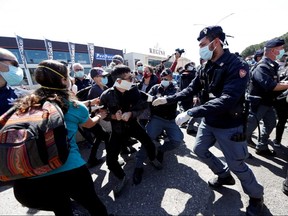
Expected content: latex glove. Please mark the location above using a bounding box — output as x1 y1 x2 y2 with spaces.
121 112 132 122
175 111 191 126
152 97 167 106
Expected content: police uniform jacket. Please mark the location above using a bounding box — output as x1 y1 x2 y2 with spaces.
166 49 249 129
249 57 279 106
149 82 178 120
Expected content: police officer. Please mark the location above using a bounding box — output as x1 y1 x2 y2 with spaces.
246 38 287 156
152 26 264 216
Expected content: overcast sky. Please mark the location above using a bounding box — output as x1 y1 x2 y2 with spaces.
1 0 287 62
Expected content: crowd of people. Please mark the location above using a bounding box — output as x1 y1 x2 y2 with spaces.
0 25 288 216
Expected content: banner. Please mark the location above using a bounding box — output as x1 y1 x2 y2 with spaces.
15 35 28 69
87 43 94 66
44 39 53 60
68 42 75 65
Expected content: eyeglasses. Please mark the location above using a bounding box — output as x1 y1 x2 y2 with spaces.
0 58 19 67
74 68 83 72
121 75 134 82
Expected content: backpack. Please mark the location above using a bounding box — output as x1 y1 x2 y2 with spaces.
0 101 71 182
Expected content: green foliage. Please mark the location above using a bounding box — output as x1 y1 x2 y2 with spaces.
241 32 288 58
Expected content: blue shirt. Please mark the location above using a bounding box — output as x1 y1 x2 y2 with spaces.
39 101 89 177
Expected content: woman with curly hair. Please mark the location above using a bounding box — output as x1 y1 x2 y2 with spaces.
13 60 110 216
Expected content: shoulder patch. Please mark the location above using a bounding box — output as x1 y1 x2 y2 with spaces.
239 69 247 78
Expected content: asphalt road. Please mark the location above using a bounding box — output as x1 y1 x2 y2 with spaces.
1 125 288 216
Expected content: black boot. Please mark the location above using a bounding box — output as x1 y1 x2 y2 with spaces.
133 168 144 185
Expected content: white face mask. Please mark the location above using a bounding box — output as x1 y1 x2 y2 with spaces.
199 40 215 60
114 79 133 91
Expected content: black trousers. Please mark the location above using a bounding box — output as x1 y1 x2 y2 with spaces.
13 165 108 216
106 120 156 179
274 100 288 143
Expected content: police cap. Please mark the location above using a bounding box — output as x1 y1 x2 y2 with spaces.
197 25 226 42
264 38 285 48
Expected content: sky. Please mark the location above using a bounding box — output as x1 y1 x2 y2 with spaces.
1 0 288 63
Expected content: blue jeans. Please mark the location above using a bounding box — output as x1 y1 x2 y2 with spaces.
135 115 184 168
246 104 276 150
193 120 263 198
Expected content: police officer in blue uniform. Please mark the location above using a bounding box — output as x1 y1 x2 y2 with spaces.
152 26 264 216
246 38 287 156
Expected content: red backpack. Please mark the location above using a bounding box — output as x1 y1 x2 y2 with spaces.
0 101 70 182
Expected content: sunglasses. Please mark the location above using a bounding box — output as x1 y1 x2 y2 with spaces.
74 68 83 72
137 65 143 67
0 58 19 67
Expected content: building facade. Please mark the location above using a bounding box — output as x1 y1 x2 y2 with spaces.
0 36 123 88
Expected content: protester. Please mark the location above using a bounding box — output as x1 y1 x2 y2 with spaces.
133 68 184 185
72 63 91 91
246 38 288 156
152 25 264 216
136 64 159 127
84 67 111 167
0 48 27 115
99 64 162 195
13 60 110 216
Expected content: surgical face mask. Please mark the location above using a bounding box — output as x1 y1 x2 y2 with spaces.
0 62 24 86
137 66 143 72
199 40 215 60
75 70 84 78
114 79 133 91
161 80 170 87
187 66 194 71
101 77 108 85
276 49 285 60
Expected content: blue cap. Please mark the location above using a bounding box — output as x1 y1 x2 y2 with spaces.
197 25 226 42
264 38 285 48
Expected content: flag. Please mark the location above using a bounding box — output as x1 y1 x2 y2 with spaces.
87 43 94 66
68 42 75 65
15 35 28 69
44 39 53 60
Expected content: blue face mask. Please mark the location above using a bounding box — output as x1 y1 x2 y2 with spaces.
101 77 108 85
161 80 170 87
137 66 143 72
0 62 24 86
75 70 84 78
199 40 215 61
276 49 285 60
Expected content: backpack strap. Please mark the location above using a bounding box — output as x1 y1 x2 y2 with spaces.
0 106 18 130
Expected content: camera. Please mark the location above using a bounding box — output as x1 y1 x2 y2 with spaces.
175 48 185 56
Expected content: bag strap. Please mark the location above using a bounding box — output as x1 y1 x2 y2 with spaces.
0 106 18 130
48 101 75 143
